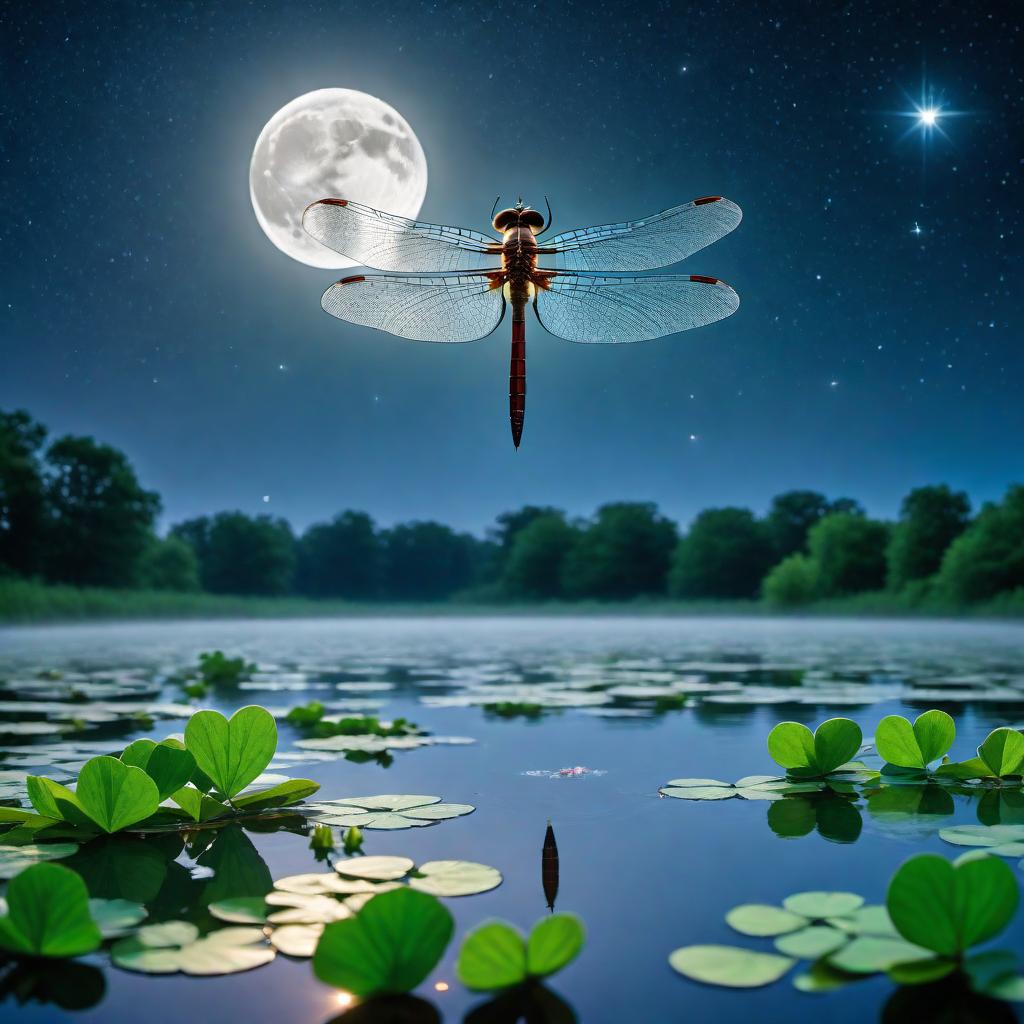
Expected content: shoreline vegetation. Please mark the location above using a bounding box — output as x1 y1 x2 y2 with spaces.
2 577 1023 625
4 406 1024 625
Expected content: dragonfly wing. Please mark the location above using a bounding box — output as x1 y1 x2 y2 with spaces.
303 199 501 272
321 273 505 343
540 197 741 272
535 274 738 344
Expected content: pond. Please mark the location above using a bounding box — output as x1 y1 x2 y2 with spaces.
2 616 1024 1023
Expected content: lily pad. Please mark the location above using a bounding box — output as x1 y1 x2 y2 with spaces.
208 897 269 924
313 888 454 997
0 862 102 958
87 898 147 938
774 925 847 959
886 852 1019 956
409 861 503 897
306 795 475 830
668 945 795 988
336 855 416 881
782 891 863 919
938 823 1024 857
767 718 863 777
827 935 933 974
875 710 955 769
184 706 277 800
725 904 807 937
0 843 78 879
111 921 276 975
269 923 323 957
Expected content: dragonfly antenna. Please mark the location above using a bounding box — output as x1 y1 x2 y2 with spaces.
490 195 502 220
540 195 553 234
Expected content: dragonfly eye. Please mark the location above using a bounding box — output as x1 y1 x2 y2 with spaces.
492 209 520 232
519 209 545 233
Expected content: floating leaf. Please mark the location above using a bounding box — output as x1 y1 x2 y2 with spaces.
25 776 92 827
526 914 584 976
938 823 1024 857
307 795 475 830
270 923 322 957
0 843 78 879
827 935 933 974
409 861 502 898
313 888 454 997
774 925 847 959
886 852 1019 956
74 756 160 833
336 856 415 881
208 897 268 924
184 706 277 800
668 945 795 988
0 863 101 957
120 739 195 801
782 891 863 919
111 921 275 975
725 904 806 937
767 718 862 777
875 710 955 769
978 728 1024 778
232 778 319 811
87 898 146 938
887 957 957 985
457 922 527 991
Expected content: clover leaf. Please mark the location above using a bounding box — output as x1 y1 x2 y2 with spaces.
875 710 955 769
184 706 277 800
0 863 102 958
978 728 1024 778
120 738 196 801
887 852 1019 957
74 756 160 833
456 913 584 991
767 718 863 777
313 888 454 996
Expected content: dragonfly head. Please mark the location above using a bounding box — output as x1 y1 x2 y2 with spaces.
493 201 547 235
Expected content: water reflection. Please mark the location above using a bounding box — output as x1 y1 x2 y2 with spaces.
463 984 577 1024
0 957 106 1012
767 790 863 843
326 994 442 1024
881 973 1018 1024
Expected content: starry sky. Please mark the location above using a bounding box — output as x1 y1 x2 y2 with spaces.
2 1 1021 535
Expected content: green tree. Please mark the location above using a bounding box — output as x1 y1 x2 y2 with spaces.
762 553 818 607
44 436 160 587
886 485 971 590
0 409 47 577
562 502 677 599
380 521 484 600
764 491 831 560
138 535 201 591
174 512 294 595
501 513 580 599
807 512 889 597
668 507 775 599
936 486 1024 603
295 511 381 599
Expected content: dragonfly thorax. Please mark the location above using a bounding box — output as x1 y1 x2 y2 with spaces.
492 206 545 234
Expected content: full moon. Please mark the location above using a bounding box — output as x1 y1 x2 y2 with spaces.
249 88 428 269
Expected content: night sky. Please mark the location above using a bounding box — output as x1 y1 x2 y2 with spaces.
2 1 1021 535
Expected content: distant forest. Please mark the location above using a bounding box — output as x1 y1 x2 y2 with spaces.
2 407 1023 609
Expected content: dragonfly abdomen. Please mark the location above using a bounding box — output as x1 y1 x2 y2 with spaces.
510 317 526 449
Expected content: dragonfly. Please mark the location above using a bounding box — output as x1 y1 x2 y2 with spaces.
302 194 742 447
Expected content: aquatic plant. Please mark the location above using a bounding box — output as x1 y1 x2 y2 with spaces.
197 651 256 687
10 705 319 835
112 920 276 975
875 709 956 771
767 717 864 778
313 888 454 997
285 701 421 739
302 794 475 830
938 727 1024 781
0 863 101 958
669 853 1024 1001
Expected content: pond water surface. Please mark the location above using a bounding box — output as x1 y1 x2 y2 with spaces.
2 616 1024 1023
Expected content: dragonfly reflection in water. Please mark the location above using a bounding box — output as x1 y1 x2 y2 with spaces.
302 194 742 447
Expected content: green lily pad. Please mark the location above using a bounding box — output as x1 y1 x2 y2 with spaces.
184 706 277 800
782 891 863 919
774 925 847 959
409 861 502 897
265 893 351 925
87 898 147 938
307 796 475 830
112 921 276 975
829 904 898 937
313 888 454 997
0 862 102 957
668 945 795 988
939 823 1024 856
767 718 863 777
269 922 323 958
979 728 1024 778
75 755 160 833
827 935 934 974
120 739 196 801
208 897 269 924
456 913 583 991
887 852 1019 956
875 710 955 769
0 842 78 879
336 856 416 881
725 904 807 937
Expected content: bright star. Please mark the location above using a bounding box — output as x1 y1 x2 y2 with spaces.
918 107 939 127
911 222 923 236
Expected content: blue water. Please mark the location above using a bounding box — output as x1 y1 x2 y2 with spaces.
1 617 1023 1023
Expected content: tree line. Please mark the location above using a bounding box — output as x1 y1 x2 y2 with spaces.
2 407 1022 607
